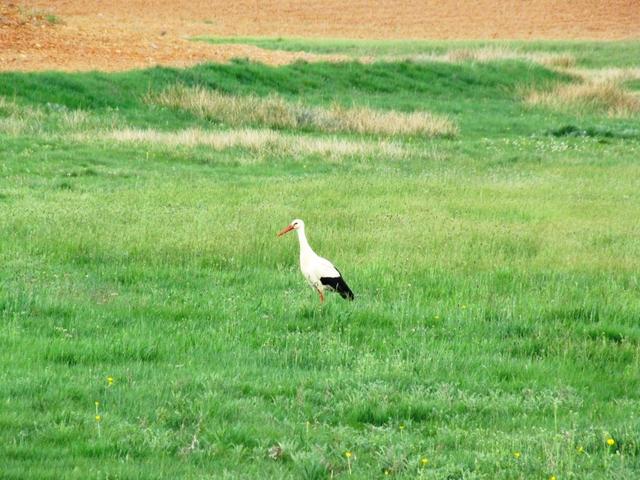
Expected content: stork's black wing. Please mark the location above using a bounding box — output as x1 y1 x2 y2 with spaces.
320 275 354 300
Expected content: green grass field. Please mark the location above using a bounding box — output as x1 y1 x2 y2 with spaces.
1 41 640 479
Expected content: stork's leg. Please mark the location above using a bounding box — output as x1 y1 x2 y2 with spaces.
316 287 325 303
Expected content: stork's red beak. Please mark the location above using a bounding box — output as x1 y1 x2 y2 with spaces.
277 224 295 237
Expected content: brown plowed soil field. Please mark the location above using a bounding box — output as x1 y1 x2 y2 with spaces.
1 1 639 72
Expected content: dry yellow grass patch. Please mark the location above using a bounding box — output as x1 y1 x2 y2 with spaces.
326 104 457 137
525 64 640 117
0 97 120 134
0 96 44 135
72 127 409 160
564 67 640 84
57 109 92 129
146 85 457 138
444 47 575 68
383 47 575 69
0 115 28 136
526 80 640 117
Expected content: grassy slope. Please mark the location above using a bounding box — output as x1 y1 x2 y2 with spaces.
1 54 640 479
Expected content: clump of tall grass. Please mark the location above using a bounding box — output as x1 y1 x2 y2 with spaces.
526 80 640 117
145 85 457 137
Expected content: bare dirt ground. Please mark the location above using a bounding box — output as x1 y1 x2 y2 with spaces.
1 1 639 72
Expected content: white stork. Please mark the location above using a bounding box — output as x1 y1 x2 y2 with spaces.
277 219 354 303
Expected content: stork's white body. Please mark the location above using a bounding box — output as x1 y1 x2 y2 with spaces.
278 219 354 302
297 226 340 292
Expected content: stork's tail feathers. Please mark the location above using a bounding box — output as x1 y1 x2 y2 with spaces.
338 280 355 300
320 276 355 301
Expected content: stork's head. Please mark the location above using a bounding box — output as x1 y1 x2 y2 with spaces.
277 218 304 236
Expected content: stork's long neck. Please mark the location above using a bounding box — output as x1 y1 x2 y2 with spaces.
296 227 314 257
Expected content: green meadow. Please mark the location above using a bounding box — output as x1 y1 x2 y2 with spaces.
1 41 639 479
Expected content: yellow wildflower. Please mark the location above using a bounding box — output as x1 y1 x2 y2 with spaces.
420 457 429 466
345 451 352 459
607 438 615 446
576 446 584 454
107 376 114 386
95 415 102 422
513 451 521 459
95 400 100 407
549 476 557 480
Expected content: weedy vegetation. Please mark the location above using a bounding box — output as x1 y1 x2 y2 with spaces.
86 128 409 161
146 85 457 137
1 41 639 479
526 79 640 118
